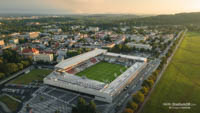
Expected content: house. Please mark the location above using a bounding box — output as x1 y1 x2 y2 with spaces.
57 49 68 57
0 40 5 46
9 38 19 44
28 32 40 39
126 34 148 42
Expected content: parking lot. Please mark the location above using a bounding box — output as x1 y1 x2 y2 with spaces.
19 86 109 113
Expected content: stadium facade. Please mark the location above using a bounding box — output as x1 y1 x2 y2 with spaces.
44 49 147 103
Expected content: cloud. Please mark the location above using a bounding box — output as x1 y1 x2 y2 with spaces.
0 0 200 14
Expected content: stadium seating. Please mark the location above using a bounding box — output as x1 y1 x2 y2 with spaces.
90 58 97 63
66 69 76 74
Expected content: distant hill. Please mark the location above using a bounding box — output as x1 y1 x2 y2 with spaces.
130 12 200 25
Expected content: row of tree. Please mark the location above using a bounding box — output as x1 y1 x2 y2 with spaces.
123 71 157 113
122 31 184 113
0 49 31 80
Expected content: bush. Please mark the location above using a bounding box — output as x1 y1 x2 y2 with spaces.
140 86 149 95
132 91 145 104
0 73 5 79
142 79 154 89
127 101 138 111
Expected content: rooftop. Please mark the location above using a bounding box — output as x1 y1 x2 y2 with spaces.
55 49 107 69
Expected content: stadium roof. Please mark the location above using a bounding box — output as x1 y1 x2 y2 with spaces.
101 62 145 95
46 71 106 90
55 49 107 69
105 52 147 62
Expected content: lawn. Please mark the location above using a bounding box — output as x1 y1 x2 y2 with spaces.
141 32 200 113
9 69 52 85
0 95 20 112
76 62 127 83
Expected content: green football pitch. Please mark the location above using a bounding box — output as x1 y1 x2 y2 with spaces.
142 32 200 113
76 62 127 83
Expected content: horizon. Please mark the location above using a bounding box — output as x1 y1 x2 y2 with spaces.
0 11 200 17
0 0 200 15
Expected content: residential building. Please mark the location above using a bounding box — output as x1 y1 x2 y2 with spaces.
34 54 54 62
126 42 152 50
0 40 5 46
28 32 40 39
9 38 19 44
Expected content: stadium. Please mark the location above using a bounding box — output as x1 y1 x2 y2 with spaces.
44 49 147 103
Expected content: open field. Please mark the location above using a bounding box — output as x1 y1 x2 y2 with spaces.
9 69 52 85
142 32 200 113
0 95 20 112
76 62 127 82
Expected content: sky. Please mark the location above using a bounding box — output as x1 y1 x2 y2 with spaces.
0 0 200 14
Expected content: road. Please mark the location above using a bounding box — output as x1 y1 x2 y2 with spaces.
116 59 160 113
137 29 187 113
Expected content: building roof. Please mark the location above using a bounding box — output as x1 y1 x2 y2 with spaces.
105 52 147 62
22 48 39 53
46 71 106 90
101 62 145 95
55 49 107 69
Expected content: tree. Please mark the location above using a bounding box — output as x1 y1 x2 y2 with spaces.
123 108 134 113
17 63 24 70
132 91 145 104
72 97 97 113
127 101 138 111
0 73 5 79
88 101 96 113
6 63 18 74
142 79 154 89
140 86 149 95
21 61 30 67
76 97 87 113
105 35 112 42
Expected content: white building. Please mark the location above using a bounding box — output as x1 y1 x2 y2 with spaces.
88 27 99 32
44 49 147 103
34 54 53 62
126 42 152 50
9 38 19 44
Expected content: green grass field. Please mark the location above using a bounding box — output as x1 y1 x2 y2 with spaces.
0 95 20 112
9 69 52 85
142 32 200 113
76 62 127 82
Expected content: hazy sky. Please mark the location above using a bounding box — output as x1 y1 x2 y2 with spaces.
0 0 200 14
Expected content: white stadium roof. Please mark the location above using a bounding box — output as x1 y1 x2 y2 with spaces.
55 49 107 69
46 71 106 90
105 52 147 62
101 62 145 95
45 48 147 102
